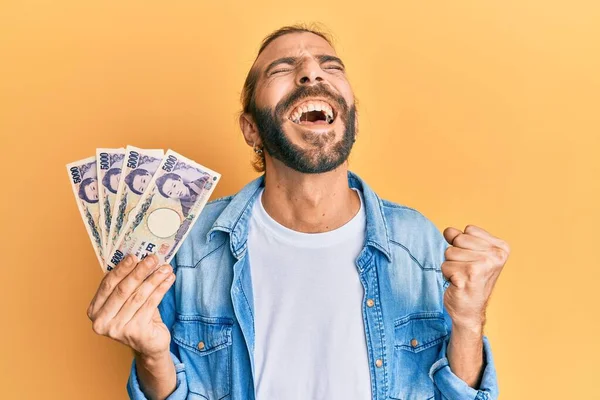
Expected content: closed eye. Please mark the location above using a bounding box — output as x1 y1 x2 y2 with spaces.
274 66 343 73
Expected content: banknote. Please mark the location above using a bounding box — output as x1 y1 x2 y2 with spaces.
107 146 164 256
66 156 105 270
96 148 125 257
106 149 220 271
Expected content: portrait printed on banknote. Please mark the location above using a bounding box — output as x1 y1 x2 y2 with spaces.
66 157 104 269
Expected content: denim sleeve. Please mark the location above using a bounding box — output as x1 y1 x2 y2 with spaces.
427 222 500 399
127 351 188 400
428 323 499 399
126 257 190 399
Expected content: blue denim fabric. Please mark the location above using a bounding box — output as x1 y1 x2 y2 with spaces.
127 170 499 400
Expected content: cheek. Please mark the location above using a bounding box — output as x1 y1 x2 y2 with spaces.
330 77 354 106
257 79 295 109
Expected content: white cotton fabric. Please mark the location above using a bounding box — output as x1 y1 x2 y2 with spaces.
248 186 372 400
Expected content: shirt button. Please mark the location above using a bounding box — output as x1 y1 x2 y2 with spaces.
411 338 419 348
366 299 375 307
198 341 205 350
375 359 383 368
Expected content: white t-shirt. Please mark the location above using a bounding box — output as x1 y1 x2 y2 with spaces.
247 187 371 400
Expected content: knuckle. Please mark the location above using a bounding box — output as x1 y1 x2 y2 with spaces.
494 247 505 262
110 267 123 279
454 278 466 290
92 320 105 335
107 324 121 339
158 264 172 274
486 250 499 266
121 326 133 343
465 264 476 278
143 257 157 270
477 254 489 265
161 274 175 287
134 262 153 278
466 263 483 280
100 278 113 294
117 257 131 269
114 283 128 298
131 289 146 306
497 246 509 262
444 246 452 258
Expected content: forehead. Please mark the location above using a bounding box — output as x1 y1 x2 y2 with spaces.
253 32 337 71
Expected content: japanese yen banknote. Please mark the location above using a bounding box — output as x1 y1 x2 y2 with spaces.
106 146 164 257
66 156 105 268
67 147 221 273
96 148 125 258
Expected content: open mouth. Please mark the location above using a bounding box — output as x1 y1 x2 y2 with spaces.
287 99 337 126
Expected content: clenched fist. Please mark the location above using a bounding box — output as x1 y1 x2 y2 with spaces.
87 254 176 360
441 224 510 329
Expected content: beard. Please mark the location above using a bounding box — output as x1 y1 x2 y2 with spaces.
249 84 357 174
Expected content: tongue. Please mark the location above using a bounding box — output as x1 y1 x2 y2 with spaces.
299 119 328 125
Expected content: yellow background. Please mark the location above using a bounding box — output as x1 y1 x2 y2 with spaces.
1 1 598 399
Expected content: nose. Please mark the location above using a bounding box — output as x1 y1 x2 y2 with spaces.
296 57 325 86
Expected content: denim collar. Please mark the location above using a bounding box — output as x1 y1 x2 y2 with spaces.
206 170 391 262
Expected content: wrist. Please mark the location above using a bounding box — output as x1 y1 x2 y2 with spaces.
135 350 172 370
451 320 484 336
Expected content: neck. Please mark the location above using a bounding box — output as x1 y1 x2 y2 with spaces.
260 161 360 233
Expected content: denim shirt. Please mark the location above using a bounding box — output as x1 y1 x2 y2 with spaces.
127 170 499 400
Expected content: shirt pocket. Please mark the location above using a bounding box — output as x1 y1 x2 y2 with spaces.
389 311 448 400
172 314 234 399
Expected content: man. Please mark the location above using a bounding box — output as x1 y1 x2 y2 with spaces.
87 24 509 400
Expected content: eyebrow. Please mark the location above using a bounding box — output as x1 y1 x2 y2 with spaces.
264 54 346 76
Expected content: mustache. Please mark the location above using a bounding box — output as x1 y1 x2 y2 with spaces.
274 83 349 120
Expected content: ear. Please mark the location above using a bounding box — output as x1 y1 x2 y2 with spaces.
239 112 262 147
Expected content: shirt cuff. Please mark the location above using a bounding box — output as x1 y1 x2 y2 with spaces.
127 351 188 400
428 335 499 400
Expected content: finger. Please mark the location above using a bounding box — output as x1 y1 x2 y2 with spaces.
443 226 490 251
442 227 462 246
126 272 176 328
464 224 510 253
111 264 173 327
444 245 485 262
441 260 470 289
95 255 161 322
88 255 137 319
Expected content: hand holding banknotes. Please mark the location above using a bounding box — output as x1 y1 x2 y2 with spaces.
68 146 220 398
86 254 174 359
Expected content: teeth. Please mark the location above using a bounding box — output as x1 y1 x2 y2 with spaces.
289 99 336 124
